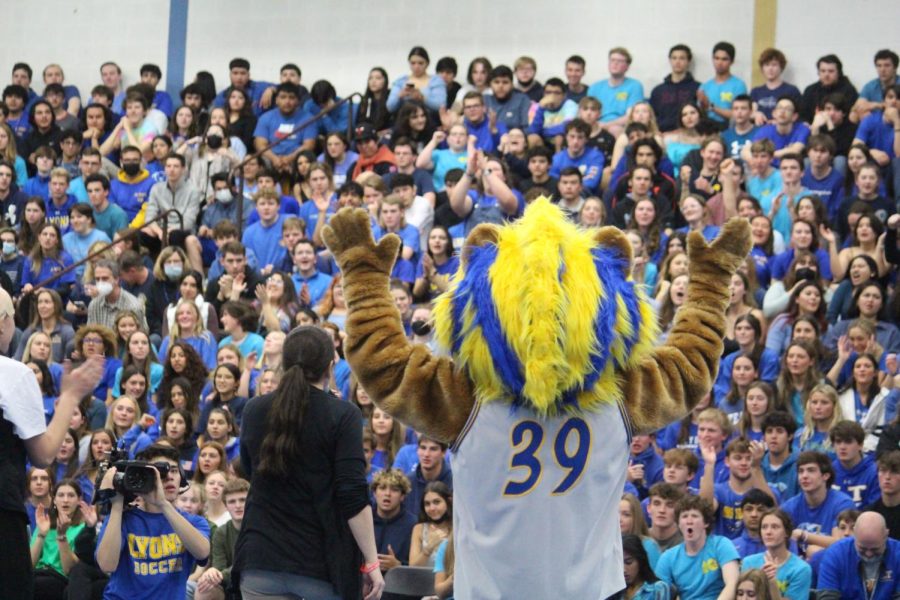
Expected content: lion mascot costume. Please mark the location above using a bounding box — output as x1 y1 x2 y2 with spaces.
323 198 751 599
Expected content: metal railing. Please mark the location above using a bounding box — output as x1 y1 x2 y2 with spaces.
232 92 362 236
21 208 184 295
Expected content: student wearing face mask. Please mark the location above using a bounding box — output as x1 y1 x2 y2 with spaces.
86 259 148 332
197 173 253 267
178 124 240 200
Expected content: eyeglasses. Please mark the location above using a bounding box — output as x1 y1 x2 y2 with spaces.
83 336 104 345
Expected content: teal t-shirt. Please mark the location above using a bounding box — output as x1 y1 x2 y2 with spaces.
655 535 739 600
742 552 811 599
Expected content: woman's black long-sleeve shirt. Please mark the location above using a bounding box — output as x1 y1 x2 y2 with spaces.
234 388 369 598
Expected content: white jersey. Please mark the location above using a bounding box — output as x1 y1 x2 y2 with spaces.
451 399 631 599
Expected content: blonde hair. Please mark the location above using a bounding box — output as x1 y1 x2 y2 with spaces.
626 101 661 137
378 194 408 229
171 299 206 338
0 123 18 163
83 240 117 282
21 331 53 363
104 395 142 433
799 383 843 451
620 492 649 536
371 468 412 494
696 407 733 438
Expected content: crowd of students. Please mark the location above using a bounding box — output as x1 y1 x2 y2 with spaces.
2 38 900 599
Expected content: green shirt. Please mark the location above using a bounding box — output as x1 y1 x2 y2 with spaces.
32 522 86 576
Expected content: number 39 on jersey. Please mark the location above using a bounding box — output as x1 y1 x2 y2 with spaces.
503 417 592 497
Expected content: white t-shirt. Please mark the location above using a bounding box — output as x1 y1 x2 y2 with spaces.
0 356 46 440
405 196 435 252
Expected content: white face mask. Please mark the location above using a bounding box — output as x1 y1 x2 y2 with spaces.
95 281 114 297
215 189 233 203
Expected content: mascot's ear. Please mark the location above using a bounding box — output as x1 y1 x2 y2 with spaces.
592 226 633 277
461 223 501 268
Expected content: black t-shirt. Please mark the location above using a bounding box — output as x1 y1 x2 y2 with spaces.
588 129 617 159
823 119 858 157
865 499 900 540
234 389 368 596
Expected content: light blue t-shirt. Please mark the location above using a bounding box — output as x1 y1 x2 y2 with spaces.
860 76 900 103
655 535 740 600
219 332 265 361
587 77 645 122
431 149 468 192
700 76 748 122
62 228 111 278
742 552 812 599
252 108 316 156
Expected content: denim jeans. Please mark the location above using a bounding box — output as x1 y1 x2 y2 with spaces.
240 569 340 600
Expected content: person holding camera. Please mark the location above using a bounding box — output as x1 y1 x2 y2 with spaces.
0 287 104 600
95 444 210 599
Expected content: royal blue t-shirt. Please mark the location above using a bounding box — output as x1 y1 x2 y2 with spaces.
752 123 811 165
801 167 845 221
97 507 210 600
46 194 78 234
781 488 855 535
856 111 898 158
242 215 285 270
291 270 333 307
297 196 337 241
832 455 881 509
20 252 76 291
549 147 606 192
769 247 832 281
253 108 316 156
373 223 421 264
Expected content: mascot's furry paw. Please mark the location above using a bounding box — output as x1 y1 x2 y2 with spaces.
322 207 400 276
687 218 752 279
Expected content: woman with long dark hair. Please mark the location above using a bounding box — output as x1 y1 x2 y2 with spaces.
358 67 392 132
621 533 671 599
408 481 453 567
234 326 384 599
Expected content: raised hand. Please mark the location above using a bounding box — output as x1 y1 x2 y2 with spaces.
79 500 98 528
700 443 718 467
60 355 105 401
35 503 51 535
322 208 401 276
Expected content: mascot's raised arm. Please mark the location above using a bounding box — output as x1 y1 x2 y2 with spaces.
323 198 751 599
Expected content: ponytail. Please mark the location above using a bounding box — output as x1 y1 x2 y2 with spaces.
256 326 334 478
257 365 310 478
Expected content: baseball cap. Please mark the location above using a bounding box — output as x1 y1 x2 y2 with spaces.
354 123 378 142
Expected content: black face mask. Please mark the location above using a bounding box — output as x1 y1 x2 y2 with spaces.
122 162 140 177
411 320 432 336
795 267 817 282
206 135 223 150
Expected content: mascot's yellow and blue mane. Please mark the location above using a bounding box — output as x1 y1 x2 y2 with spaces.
433 199 658 416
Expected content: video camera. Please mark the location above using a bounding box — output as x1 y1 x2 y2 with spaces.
93 448 170 507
